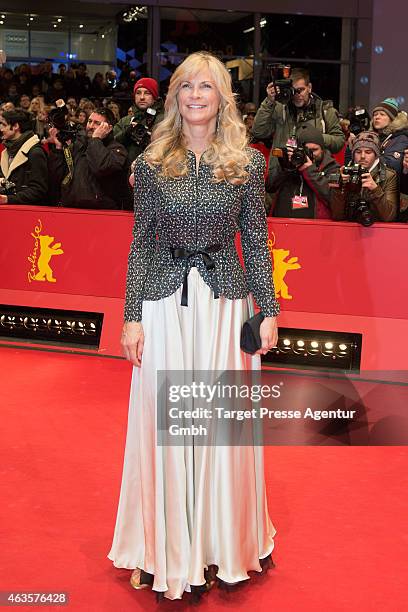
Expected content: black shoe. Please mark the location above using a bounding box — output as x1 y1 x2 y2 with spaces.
260 554 275 572
191 584 207 604
155 592 164 603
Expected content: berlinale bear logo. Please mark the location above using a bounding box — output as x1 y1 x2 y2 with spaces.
267 233 301 300
27 219 64 283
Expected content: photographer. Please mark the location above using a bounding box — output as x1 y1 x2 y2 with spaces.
0 110 48 204
113 78 164 162
269 126 339 219
48 106 132 210
252 67 344 185
330 131 398 223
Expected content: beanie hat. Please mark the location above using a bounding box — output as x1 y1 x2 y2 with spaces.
296 125 325 148
372 97 399 121
351 131 381 158
133 77 159 99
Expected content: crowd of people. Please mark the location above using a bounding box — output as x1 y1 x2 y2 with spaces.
1 60 408 224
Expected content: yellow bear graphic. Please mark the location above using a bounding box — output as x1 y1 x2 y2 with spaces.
34 235 64 283
272 248 301 300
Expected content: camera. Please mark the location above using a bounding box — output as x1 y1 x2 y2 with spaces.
268 64 294 104
328 162 365 190
0 178 16 196
347 107 370 137
48 100 79 145
271 141 313 169
346 198 374 226
128 107 157 148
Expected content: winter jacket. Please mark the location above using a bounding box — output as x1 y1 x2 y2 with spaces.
374 112 408 177
252 94 345 185
0 131 48 204
330 161 398 222
113 99 165 162
269 150 339 219
48 132 132 210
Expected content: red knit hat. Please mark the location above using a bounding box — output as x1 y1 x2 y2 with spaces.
133 77 159 99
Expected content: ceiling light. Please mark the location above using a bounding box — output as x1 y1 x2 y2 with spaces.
53 24 57 28
79 24 84 28
57 18 62 23
310 341 319 348
29 17 34 21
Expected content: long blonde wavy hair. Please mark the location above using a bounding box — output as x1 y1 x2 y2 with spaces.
145 52 250 185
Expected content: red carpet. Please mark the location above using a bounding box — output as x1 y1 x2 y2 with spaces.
1 347 407 611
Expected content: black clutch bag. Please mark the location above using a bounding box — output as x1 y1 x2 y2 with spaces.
240 312 265 355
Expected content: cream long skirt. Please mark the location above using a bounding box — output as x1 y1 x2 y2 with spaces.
108 268 276 600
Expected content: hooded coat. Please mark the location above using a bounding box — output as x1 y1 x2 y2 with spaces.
0 131 48 204
373 111 408 177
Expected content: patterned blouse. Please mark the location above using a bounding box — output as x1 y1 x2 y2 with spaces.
124 147 280 322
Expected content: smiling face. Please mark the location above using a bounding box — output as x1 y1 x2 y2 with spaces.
177 68 220 130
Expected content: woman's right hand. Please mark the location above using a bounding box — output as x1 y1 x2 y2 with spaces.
121 321 144 367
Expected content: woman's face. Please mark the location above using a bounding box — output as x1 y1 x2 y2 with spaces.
78 111 87 124
373 110 391 131
31 99 40 112
177 68 220 129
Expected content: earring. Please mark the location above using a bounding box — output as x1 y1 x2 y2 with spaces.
216 110 221 133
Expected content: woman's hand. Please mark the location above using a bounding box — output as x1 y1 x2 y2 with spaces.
256 316 279 356
121 321 144 367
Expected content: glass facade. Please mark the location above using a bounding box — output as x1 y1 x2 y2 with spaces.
0 7 348 109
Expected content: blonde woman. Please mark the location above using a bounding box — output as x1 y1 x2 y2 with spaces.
108 52 279 602
28 96 46 117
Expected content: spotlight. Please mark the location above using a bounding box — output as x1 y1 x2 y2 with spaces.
79 24 84 29
262 328 362 372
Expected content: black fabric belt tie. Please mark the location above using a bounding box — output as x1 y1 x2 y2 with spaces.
171 245 222 307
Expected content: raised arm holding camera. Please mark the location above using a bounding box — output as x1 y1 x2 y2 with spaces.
113 78 164 163
330 131 398 224
48 103 132 210
252 66 345 185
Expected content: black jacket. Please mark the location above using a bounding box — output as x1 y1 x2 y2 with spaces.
124 149 279 322
270 150 339 218
0 132 48 204
48 132 132 210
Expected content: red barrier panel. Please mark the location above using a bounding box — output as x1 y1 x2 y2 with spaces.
0 205 407 368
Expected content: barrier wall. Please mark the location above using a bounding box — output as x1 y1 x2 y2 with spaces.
0 204 407 369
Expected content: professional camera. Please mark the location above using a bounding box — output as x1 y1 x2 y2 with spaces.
347 106 370 137
0 178 16 196
271 141 314 169
128 107 157 148
268 64 294 104
346 197 374 226
48 100 79 145
328 162 365 190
